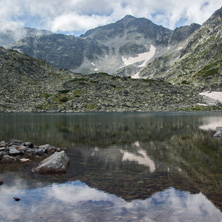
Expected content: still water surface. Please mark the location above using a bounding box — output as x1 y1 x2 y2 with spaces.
0 112 222 221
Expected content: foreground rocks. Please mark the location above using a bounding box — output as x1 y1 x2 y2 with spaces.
32 151 70 174
0 139 63 163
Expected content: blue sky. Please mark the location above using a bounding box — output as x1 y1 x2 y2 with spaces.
0 0 221 36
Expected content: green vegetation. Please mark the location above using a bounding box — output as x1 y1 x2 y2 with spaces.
197 63 219 78
97 72 110 76
53 94 69 103
202 68 218 77
58 89 70 94
59 97 69 103
111 75 121 80
90 80 99 83
70 78 88 82
40 93 52 100
85 103 97 110
181 80 189 84
72 89 84 97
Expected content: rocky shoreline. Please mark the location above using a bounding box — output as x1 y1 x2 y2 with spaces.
0 139 62 163
0 139 70 174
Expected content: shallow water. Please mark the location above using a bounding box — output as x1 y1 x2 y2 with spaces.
0 112 222 221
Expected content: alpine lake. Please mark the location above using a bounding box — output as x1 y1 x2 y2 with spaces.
0 112 222 222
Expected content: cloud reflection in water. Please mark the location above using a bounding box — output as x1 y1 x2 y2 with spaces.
0 179 221 222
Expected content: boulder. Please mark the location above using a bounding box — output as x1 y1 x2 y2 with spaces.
32 151 70 174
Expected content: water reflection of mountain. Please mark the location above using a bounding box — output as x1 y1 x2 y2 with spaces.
69 137 222 211
0 113 222 212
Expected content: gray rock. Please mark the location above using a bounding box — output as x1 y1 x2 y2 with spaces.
9 147 21 155
26 148 44 156
1 155 16 163
0 147 6 151
24 142 34 148
0 151 5 157
9 139 23 146
38 144 53 152
0 141 6 147
17 145 27 153
32 151 70 174
216 126 222 131
214 127 222 137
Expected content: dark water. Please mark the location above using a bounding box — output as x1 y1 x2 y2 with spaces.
0 112 222 222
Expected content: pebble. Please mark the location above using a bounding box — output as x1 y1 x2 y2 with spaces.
20 158 31 162
13 197 21 201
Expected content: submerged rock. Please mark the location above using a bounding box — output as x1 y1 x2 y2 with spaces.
32 151 70 174
214 126 222 137
0 180 3 185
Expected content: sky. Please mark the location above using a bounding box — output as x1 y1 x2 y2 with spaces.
0 0 221 36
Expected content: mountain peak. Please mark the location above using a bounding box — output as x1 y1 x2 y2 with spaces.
122 15 136 20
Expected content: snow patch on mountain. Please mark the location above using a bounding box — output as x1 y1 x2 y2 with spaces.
199 91 222 103
122 45 156 67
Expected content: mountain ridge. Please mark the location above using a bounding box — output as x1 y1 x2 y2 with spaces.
0 27 52 46
7 15 199 75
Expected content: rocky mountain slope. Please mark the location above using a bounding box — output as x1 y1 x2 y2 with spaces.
0 27 52 46
0 47 207 112
140 7 222 91
7 16 199 75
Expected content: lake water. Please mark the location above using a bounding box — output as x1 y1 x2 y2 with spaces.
0 112 222 222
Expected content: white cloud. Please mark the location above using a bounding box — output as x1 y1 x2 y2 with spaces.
49 13 111 33
0 0 221 34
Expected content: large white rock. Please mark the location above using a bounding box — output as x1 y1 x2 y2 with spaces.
32 151 70 174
